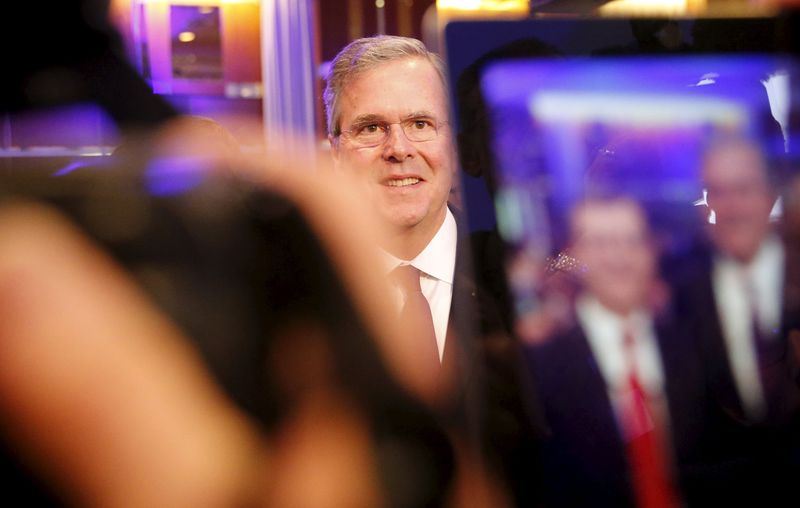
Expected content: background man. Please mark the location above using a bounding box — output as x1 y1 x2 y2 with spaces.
700 136 789 421
526 196 717 507
673 135 800 504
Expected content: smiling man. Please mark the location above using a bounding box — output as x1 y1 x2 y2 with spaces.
325 36 456 366
323 36 545 507
329 55 454 259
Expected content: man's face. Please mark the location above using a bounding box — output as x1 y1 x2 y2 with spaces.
703 141 775 262
572 200 655 316
330 57 456 239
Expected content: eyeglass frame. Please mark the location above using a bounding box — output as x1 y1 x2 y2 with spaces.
335 115 449 148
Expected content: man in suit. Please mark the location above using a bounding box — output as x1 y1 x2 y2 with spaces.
325 36 455 384
527 196 720 507
671 135 800 504
695 135 796 422
324 35 542 506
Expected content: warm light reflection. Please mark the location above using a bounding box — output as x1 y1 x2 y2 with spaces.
177 31 196 42
436 0 528 12
598 0 705 16
138 0 259 5
436 0 528 31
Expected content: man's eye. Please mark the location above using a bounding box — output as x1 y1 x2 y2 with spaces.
411 119 433 130
357 124 382 135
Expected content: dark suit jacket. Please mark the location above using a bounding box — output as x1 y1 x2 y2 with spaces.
670 242 800 506
438 221 546 507
525 312 725 507
671 242 800 423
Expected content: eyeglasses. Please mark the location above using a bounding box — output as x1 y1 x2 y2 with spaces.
338 118 447 148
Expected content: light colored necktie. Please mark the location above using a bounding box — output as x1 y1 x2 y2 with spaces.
391 264 440 368
744 271 784 416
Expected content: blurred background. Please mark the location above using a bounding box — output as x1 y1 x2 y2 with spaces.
4 1 800 507
5 0 793 166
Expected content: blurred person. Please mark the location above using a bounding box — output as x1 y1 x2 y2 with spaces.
0 150 459 507
783 172 800 384
677 135 799 424
2 2 458 505
324 35 543 507
670 135 800 504
0 196 392 508
525 196 721 507
104 114 246 196
113 115 242 162
0 200 266 508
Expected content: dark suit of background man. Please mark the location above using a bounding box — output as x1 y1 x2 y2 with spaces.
527 197 720 507
324 35 542 506
673 135 800 504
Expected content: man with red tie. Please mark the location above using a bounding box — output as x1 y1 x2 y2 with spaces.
526 196 713 507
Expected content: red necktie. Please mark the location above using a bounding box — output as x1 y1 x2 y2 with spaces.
391 265 440 369
621 326 681 508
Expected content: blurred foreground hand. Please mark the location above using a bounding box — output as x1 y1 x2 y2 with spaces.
0 201 262 507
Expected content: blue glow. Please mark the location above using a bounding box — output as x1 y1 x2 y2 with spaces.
145 156 210 196
52 161 89 176
480 54 796 245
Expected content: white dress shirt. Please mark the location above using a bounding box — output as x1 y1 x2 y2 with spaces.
384 208 457 361
576 295 670 435
712 234 785 420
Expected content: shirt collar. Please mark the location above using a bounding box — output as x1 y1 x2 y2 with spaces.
576 293 652 346
382 207 457 285
576 293 659 393
715 233 784 283
749 234 783 280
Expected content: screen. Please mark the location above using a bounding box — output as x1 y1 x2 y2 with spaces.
445 15 800 344
480 52 797 341
484 54 790 238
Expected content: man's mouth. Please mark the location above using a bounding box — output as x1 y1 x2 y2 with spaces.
385 177 421 187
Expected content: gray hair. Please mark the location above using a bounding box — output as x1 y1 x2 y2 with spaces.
323 35 448 137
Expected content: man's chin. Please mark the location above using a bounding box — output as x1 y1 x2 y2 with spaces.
387 216 425 231
594 287 648 315
713 232 764 261
377 206 427 230
723 243 762 263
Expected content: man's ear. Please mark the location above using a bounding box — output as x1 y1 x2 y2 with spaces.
329 135 340 166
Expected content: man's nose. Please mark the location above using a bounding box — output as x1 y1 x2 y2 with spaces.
382 124 414 162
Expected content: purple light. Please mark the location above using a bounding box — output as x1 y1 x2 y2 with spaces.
145 155 210 196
